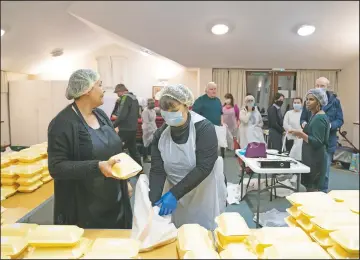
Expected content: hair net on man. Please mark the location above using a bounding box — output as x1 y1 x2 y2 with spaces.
155 84 194 107
244 95 255 104
65 69 100 100
306 88 328 107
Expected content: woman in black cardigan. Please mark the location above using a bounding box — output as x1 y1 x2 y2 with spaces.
267 93 285 152
47 69 132 229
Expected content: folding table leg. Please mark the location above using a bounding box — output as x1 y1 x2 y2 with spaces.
245 172 254 194
265 175 268 187
296 173 301 192
239 162 245 200
256 174 261 228
270 176 273 202
274 175 277 199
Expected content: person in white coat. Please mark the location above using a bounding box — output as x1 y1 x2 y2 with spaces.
149 84 227 230
141 98 157 163
239 95 265 148
283 97 303 160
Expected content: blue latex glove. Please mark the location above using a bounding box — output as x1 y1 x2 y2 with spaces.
154 191 177 216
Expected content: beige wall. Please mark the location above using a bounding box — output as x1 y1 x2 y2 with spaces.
338 58 359 146
198 68 213 97
33 44 199 100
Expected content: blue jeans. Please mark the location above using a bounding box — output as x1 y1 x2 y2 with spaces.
322 152 333 192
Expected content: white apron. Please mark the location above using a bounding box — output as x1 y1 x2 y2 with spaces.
142 108 157 147
158 111 227 230
223 106 238 150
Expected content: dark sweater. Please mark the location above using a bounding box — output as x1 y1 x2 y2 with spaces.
149 113 218 204
267 104 285 134
192 94 223 126
47 104 122 225
112 92 139 131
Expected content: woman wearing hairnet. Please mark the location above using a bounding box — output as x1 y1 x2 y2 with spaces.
239 95 265 148
47 69 132 228
289 88 330 191
141 98 157 163
149 84 227 230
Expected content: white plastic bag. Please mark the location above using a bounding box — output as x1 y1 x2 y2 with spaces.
253 208 288 227
282 133 302 161
131 175 178 252
215 125 227 148
289 138 303 161
226 127 234 150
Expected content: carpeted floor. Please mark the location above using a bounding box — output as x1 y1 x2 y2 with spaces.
222 150 359 227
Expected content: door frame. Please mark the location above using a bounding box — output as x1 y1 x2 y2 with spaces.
272 71 297 101
246 71 297 105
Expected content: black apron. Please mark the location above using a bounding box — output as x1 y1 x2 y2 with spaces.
301 113 329 191
73 103 132 229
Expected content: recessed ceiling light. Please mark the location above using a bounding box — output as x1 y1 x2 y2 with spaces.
297 25 316 36
211 24 229 35
1 29 5 37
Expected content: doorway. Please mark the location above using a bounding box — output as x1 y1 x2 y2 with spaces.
246 71 296 114
273 72 297 115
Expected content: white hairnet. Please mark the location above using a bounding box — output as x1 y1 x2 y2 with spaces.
155 84 194 107
65 69 100 100
244 95 255 103
307 88 328 107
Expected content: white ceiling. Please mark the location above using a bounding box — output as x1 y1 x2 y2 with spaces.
1 1 359 74
67 1 359 69
0 1 113 74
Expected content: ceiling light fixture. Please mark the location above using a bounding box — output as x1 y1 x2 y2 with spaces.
297 25 316 36
211 24 229 35
1 29 5 37
50 48 64 57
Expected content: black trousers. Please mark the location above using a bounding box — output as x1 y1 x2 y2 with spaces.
220 147 225 158
285 139 294 152
118 130 142 166
143 145 151 158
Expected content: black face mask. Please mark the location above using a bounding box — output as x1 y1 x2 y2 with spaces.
275 100 284 107
148 104 155 109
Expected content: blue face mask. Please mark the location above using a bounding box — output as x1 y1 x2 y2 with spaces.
293 104 302 111
161 110 184 126
248 101 255 107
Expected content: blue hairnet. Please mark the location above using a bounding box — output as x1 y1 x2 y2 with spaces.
65 69 100 100
306 88 328 107
156 84 194 107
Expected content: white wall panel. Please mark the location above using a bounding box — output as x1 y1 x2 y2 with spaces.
9 80 69 146
96 56 112 90
111 56 128 88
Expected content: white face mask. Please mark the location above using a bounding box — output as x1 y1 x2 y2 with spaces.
225 99 231 104
247 101 255 107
